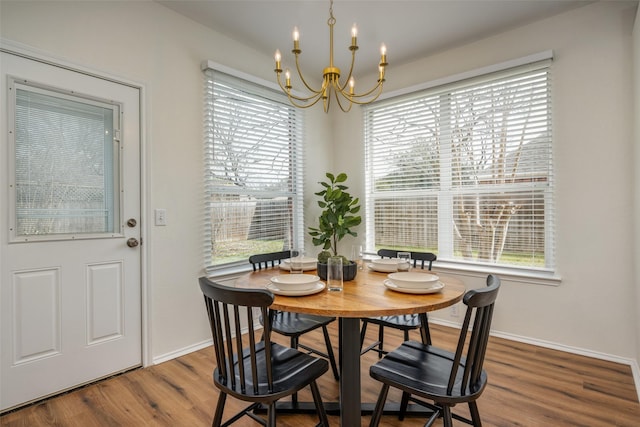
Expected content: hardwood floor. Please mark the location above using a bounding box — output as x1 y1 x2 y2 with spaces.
2 322 639 426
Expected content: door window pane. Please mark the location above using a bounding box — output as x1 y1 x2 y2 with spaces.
13 83 120 237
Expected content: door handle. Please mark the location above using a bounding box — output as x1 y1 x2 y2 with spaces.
127 238 140 248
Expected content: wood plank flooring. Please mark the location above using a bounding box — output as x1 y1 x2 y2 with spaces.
2 322 639 426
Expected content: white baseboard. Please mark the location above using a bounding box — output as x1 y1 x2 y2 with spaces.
152 339 213 365
431 318 640 402
631 360 640 404
152 321 264 365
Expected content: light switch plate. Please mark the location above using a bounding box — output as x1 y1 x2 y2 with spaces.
155 208 167 226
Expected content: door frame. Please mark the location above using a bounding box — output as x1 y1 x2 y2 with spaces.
0 39 151 379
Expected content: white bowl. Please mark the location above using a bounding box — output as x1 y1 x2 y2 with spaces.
387 272 440 289
270 274 320 290
370 258 400 272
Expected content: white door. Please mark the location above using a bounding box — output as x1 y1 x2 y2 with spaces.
0 51 142 411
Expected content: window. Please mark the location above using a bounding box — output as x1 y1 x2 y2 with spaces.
364 59 554 273
203 66 304 271
10 79 120 240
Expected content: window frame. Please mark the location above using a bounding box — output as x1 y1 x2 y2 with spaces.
202 62 305 275
363 52 559 284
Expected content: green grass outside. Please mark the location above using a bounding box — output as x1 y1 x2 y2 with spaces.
376 245 545 267
212 239 287 265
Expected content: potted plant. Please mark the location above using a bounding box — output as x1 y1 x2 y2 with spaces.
308 172 361 280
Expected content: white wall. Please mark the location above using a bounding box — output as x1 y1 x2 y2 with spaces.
1 0 639 368
0 0 331 361
336 1 639 360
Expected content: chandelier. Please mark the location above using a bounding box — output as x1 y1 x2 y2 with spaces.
274 0 388 113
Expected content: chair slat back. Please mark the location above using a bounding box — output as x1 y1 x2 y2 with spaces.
199 277 275 394
447 274 500 396
377 249 437 270
248 250 297 271
410 251 437 270
377 249 398 259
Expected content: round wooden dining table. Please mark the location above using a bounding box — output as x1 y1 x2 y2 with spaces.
234 264 465 425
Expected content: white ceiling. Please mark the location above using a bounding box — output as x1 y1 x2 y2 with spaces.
157 0 594 79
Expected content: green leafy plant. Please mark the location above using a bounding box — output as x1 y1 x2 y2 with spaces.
308 172 361 259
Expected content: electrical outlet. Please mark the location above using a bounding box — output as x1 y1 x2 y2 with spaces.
450 304 459 317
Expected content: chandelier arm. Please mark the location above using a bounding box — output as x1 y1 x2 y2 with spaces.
332 79 383 102
288 91 326 109
348 90 384 105
294 54 323 94
332 82 382 108
333 88 353 112
276 72 326 104
349 79 385 99
347 86 384 105
337 51 357 93
286 88 325 103
274 72 292 94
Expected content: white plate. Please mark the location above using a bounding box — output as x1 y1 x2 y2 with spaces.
279 263 317 271
270 274 320 290
271 274 319 284
383 279 445 294
387 272 440 288
368 259 399 273
283 256 317 265
266 282 326 296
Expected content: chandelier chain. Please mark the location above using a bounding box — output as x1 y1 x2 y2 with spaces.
328 0 336 25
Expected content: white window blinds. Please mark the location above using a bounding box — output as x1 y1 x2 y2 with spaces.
204 68 304 269
364 60 554 271
13 82 119 238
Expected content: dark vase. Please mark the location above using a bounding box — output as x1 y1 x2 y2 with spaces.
317 261 358 281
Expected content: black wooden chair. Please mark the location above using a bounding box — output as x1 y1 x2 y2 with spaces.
199 277 330 427
375 249 437 271
360 249 438 358
368 274 501 427
249 250 297 271
249 251 340 381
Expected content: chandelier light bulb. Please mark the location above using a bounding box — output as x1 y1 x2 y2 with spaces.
292 26 300 51
285 69 291 88
351 24 358 47
380 44 387 64
274 49 282 70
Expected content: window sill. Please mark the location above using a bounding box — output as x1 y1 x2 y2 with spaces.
205 263 254 281
206 260 561 287
431 261 561 286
